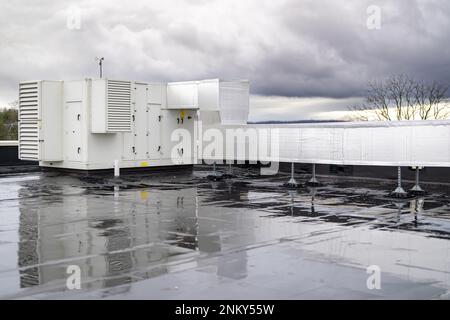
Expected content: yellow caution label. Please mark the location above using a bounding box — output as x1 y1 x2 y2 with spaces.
140 191 148 200
140 161 148 167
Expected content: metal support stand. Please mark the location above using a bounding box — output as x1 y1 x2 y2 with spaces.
306 163 320 186
410 167 425 194
391 166 408 198
114 159 120 178
284 162 299 188
207 162 223 181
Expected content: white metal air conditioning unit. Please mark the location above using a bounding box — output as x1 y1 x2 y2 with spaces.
17 77 250 171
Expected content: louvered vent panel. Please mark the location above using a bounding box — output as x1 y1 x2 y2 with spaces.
18 82 39 160
219 81 249 125
107 80 131 132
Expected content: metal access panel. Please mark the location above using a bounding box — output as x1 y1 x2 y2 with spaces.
134 83 148 159
120 83 163 163
18 80 63 161
146 83 164 161
198 79 220 111
160 110 180 164
147 104 161 160
159 109 197 164
122 121 136 161
147 83 166 105
167 81 199 109
91 79 132 133
180 109 197 164
63 102 83 161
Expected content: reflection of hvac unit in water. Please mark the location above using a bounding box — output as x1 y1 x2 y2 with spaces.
17 187 201 289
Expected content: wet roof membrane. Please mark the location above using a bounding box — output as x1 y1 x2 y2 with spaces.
0 166 450 299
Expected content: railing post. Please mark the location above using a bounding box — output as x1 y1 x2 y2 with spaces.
391 166 407 198
410 167 425 194
306 163 320 186
114 159 120 177
284 162 299 188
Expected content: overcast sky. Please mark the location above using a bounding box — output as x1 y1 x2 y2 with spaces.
1 0 449 121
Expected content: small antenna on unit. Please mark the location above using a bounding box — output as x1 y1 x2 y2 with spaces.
95 57 104 78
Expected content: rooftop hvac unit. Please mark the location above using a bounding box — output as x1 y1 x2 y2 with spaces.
18 80 63 161
17 77 249 171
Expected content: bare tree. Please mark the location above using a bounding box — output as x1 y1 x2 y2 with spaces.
429 81 449 119
413 81 449 120
349 75 449 121
8 100 18 109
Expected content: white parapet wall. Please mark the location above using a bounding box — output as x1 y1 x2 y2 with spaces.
201 120 450 167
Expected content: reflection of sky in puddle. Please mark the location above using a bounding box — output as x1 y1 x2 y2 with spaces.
0 166 449 299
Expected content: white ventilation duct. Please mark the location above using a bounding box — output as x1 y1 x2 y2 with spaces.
198 79 249 125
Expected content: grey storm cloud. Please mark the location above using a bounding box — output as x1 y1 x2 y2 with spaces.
1 0 449 119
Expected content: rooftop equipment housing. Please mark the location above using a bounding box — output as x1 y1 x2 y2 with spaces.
18 78 249 170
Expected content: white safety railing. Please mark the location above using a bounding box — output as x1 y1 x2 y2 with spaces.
200 120 450 167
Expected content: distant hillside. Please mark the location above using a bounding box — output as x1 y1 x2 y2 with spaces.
247 119 348 124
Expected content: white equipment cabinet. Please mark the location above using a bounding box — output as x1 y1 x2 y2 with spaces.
18 81 63 161
18 78 205 170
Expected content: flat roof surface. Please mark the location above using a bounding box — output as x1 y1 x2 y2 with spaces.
1 166 450 299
